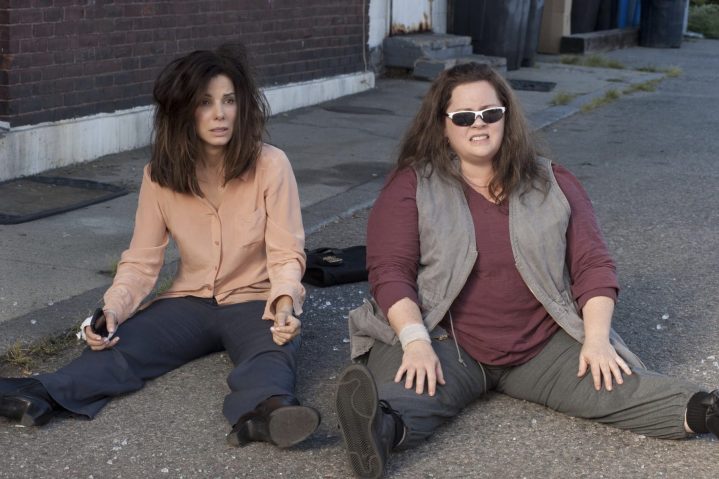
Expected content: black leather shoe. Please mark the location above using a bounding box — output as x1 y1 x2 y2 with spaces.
227 395 320 448
703 389 719 437
0 378 59 427
336 364 405 479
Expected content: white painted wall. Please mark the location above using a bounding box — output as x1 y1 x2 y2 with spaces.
0 71 374 182
368 0 390 48
391 0 433 33
369 0 447 44
432 0 447 34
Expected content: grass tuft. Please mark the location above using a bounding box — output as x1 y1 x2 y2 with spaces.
2 328 80 373
580 89 621 113
664 66 682 78
636 65 683 77
550 91 579 106
623 79 661 94
561 54 625 69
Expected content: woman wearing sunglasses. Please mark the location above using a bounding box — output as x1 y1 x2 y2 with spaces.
335 62 718 478
0 44 320 448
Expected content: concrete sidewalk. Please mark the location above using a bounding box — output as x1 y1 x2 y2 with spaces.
1 38 718 479
0 51 665 353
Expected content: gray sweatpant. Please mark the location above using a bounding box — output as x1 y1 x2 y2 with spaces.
366 328 699 447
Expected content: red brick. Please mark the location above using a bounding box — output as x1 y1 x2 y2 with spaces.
78 34 99 48
19 37 48 53
42 8 63 23
9 9 43 24
4 0 368 126
111 44 132 58
9 24 33 39
63 6 85 21
53 21 79 36
32 23 55 38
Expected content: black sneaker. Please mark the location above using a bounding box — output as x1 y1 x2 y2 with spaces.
704 389 719 437
336 364 400 479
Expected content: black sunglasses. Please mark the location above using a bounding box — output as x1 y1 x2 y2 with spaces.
446 107 506 126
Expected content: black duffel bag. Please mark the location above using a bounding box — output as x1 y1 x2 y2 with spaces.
302 246 368 287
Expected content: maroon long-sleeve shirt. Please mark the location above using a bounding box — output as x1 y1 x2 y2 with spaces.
367 164 618 366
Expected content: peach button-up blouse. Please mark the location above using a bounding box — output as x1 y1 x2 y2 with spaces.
103 144 306 323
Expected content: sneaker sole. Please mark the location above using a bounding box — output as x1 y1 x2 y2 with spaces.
336 364 384 479
268 405 320 448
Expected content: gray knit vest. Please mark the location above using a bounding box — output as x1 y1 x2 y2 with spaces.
348 157 643 369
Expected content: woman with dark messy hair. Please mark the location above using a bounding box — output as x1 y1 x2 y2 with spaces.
0 44 320 449
335 62 718 478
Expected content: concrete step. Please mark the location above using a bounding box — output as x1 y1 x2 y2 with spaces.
413 54 507 81
384 33 473 69
560 28 639 54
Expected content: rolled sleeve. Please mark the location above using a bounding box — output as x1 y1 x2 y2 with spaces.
554 164 620 306
261 150 306 320
367 168 421 317
104 166 168 323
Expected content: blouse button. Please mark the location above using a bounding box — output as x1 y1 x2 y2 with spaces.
214 241 220 246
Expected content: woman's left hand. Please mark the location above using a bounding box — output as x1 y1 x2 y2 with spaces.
271 309 301 346
578 338 632 391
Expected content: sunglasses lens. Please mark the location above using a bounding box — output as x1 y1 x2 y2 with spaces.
451 112 477 126
481 108 505 124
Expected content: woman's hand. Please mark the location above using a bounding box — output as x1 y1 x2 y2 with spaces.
394 340 446 396
271 310 301 345
271 295 300 346
578 338 631 391
578 296 631 391
84 310 120 351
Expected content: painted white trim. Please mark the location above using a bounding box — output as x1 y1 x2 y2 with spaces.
432 0 448 34
0 106 155 183
263 71 374 115
368 0 390 48
0 71 375 182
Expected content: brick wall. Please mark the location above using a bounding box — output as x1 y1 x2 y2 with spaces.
0 0 368 127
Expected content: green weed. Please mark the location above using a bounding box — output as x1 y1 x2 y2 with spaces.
2 329 79 372
623 79 661 94
688 4 719 38
580 89 621 113
550 91 579 106
636 65 683 77
561 54 625 69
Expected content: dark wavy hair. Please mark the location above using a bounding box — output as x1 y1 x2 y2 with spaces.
150 43 269 195
397 63 547 202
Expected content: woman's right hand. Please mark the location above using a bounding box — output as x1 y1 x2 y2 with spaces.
84 311 120 351
394 340 445 396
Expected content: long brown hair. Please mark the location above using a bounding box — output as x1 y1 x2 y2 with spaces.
150 43 269 195
397 63 546 202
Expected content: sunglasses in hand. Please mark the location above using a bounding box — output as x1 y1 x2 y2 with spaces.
446 107 506 127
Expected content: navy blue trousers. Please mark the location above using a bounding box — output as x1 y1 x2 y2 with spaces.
36 297 299 425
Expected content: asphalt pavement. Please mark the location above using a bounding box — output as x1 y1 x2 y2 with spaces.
1 38 718 478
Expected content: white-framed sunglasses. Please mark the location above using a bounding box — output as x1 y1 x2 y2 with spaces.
446 107 506 126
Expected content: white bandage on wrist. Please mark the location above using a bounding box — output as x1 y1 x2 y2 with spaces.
76 315 93 341
398 323 431 350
